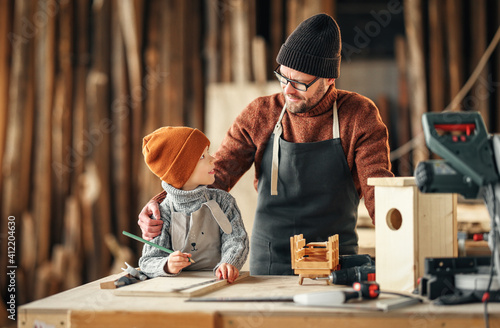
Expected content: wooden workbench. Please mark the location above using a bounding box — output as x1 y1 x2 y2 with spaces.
18 273 500 328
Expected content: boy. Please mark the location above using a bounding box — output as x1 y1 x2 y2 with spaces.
138 126 249 283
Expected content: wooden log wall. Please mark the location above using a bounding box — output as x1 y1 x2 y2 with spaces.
2 0 500 310
0 0 335 308
0 0 208 306
393 0 500 175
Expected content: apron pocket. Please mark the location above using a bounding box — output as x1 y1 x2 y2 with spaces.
249 235 271 275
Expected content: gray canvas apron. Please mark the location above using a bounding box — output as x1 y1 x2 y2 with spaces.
170 194 232 270
250 101 359 275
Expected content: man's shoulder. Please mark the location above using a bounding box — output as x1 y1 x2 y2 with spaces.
336 89 379 121
235 92 284 131
337 89 376 108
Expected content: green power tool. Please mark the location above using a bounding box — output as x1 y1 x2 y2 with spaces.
415 111 499 198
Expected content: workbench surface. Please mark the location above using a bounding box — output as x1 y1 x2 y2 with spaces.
19 273 500 328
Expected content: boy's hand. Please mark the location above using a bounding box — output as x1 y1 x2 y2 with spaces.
138 199 163 240
216 263 239 283
165 251 192 274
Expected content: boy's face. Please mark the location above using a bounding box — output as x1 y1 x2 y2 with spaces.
182 146 216 190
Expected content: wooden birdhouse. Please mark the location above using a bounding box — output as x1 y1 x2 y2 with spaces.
368 177 457 292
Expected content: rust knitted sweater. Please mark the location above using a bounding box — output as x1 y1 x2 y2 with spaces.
155 85 393 223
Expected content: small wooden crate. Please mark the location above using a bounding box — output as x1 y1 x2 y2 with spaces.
368 177 457 292
290 234 340 285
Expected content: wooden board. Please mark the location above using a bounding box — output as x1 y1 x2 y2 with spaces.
114 271 250 297
368 176 416 187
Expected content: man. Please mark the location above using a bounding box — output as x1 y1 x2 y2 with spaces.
138 13 393 275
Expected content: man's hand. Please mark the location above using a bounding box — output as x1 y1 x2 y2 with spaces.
138 199 163 240
216 263 239 283
165 251 192 274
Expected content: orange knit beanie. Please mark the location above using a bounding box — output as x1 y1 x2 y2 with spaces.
142 127 210 189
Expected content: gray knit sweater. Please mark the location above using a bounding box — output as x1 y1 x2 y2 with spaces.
139 182 249 278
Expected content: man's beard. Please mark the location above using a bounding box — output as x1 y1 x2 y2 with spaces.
284 81 328 114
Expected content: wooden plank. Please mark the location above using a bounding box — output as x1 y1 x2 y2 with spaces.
367 176 416 187
403 0 428 164
110 0 132 243
445 0 464 110
270 0 284 78
139 0 162 213
218 315 499 328
70 311 217 328
248 0 257 82
220 1 232 82
51 73 67 258
0 0 13 305
252 36 267 84
70 0 90 189
63 195 83 289
470 0 488 125
394 35 411 175
2 0 35 301
87 0 112 279
19 212 36 305
33 0 56 270
114 271 250 297
73 0 91 285
417 193 458 272
428 0 446 112
164 0 186 124
0 0 12 202
231 0 251 83
204 0 219 84
55 0 74 242
0 0 11 304
186 0 204 128
287 0 299 36
117 0 143 229
2 0 35 221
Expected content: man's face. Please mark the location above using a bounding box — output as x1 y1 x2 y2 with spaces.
278 66 334 114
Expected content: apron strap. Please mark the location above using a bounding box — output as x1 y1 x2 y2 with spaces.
203 200 233 234
333 101 339 139
271 104 287 195
203 191 232 234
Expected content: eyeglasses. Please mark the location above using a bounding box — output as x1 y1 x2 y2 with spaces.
273 66 320 92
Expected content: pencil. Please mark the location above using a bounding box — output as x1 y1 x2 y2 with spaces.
122 231 195 263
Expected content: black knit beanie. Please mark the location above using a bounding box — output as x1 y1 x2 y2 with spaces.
277 13 341 78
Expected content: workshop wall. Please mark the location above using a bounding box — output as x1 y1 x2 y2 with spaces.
1 0 500 311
